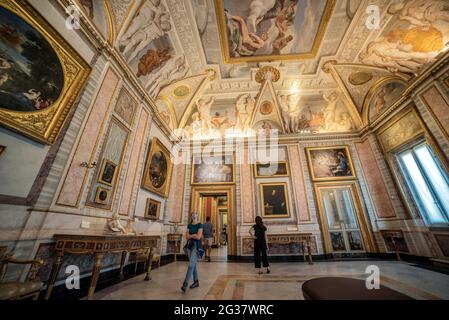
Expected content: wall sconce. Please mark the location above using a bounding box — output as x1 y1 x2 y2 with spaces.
80 161 97 169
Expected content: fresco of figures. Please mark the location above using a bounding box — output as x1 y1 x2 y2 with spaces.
368 81 406 122
218 0 331 60
181 90 355 140
118 0 190 98
359 0 449 74
183 94 257 140
277 92 355 134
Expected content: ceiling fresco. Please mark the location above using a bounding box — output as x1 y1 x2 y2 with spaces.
74 0 449 139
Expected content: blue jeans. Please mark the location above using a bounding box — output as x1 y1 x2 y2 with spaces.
183 245 199 285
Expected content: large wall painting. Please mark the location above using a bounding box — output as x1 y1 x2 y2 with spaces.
0 1 90 144
306 146 356 181
141 137 173 197
191 154 235 185
215 0 336 63
359 0 449 74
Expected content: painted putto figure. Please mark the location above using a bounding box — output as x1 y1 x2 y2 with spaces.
146 55 189 98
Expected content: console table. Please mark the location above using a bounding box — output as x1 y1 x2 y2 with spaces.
167 234 182 261
268 234 314 264
44 234 159 300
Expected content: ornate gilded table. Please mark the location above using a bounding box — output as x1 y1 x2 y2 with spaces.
267 234 314 264
44 234 160 300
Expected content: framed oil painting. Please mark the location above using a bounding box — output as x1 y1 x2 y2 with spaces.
214 0 336 63
191 155 235 185
259 183 290 218
94 186 110 205
330 232 345 251
306 146 356 181
254 161 289 178
141 138 173 197
0 0 90 144
145 198 161 221
98 159 117 186
347 231 364 251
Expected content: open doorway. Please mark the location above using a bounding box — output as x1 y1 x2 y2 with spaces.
199 195 228 261
190 186 236 260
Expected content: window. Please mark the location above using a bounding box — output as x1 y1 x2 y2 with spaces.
397 143 449 225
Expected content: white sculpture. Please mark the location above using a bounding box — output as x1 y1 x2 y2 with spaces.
278 93 301 133
119 0 172 63
196 96 215 132
235 94 255 131
147 56 189 98
108 214 127 234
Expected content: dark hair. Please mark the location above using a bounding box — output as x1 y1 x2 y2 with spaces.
206 216 211 222
255 216 263 226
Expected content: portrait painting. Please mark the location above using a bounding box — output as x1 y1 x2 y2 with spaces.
330 232 345 251
214 0 336 63
0 1 90 144
306 146 356 181
259 183 290 218
94 186 110 205
368 81 406 122
191 155 234 185
141 138 173 197
145 198 161 220
254 161 289 178
98 159 117 186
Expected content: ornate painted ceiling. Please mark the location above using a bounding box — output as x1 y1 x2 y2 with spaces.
75 0 449 138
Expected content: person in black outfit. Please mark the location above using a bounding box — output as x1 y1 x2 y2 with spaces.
249 216 270 274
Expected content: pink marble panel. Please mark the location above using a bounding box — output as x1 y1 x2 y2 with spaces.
287 145 310 222
57 69 120 207
167 163 186 223
119 109 149 215
422 86 449 137
241 148 254 224
355 140 396 218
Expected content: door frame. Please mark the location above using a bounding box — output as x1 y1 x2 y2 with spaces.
314 181 376 254
190 185 236 256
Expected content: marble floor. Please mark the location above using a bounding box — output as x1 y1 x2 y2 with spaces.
93 260 449 300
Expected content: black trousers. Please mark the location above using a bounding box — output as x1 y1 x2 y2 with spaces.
254 241 269 268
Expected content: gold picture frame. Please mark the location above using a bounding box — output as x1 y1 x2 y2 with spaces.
141 138 173 198
0 145 5 156
253 161 289 178
98 159 118 186
94 186 110 205
214 0 336 63
259 182 290 219
144 198 161 221
191 154 235 185
0 0 90 144
306 146 356 182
